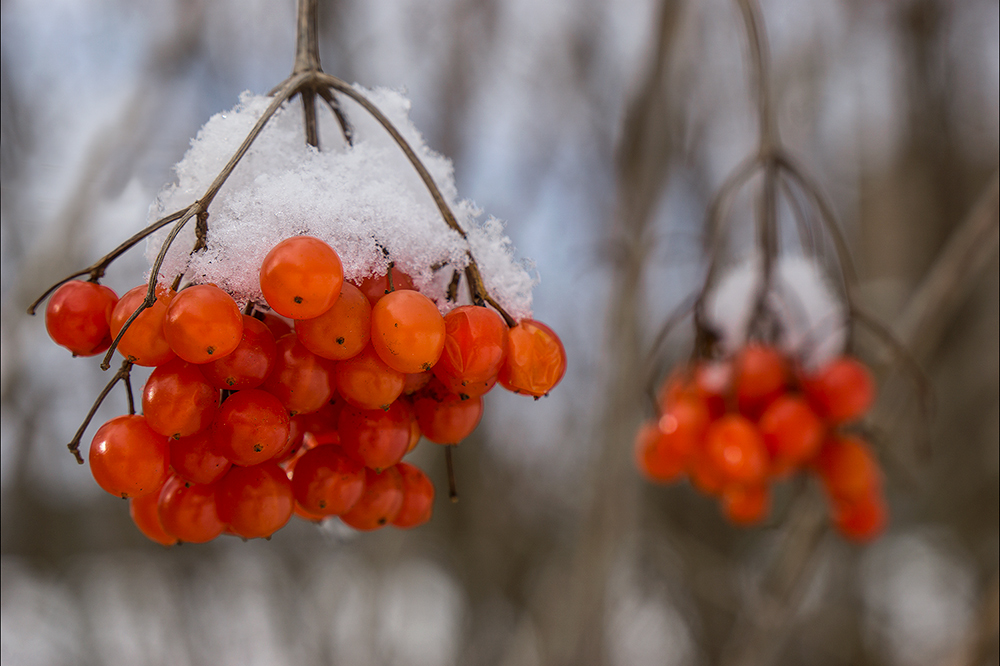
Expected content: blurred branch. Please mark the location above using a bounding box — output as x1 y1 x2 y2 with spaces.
894 174 1000 358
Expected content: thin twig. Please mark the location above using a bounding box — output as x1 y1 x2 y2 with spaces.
444 445 458 502
67 359 133 463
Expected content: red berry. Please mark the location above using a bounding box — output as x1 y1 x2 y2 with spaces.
814 434 882 504
157 475 225 543
334 344 405 410
634 420 685 483
340 467 404 531
704 415 768 486
109 285 176 366
721 484 770 525
289 445 365 516
432 305 508 387
129 481 177 546
141 358 219 439
45 280 119 356
392 463 435 529
833 491 888 542
338 401 413 471
413 382 484 444
355 270 415 305
734 345 788 418
213 389 291 466
804 356 876 424
169 430 231 485
498 319 566 397
260 236 344 319
296 282 372 361
199 315 277 390
757 394 825 472
163 284 243 364
216 462 295 539
260 333 334 415
370 290 446 374
89 415 170 498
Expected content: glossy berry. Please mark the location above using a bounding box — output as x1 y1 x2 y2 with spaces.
498 319 566 397
163 284 243 363
832 491 888 542
141 358 219 439
260 333 334 415
413 384 484 444
199 315 277 390
289 445 365 516
432 305 508 388
334 344 405 410
356 269 415 305
296 282 372 361
340 466 405 531
157 475 225 543
704 415 768 486
392 463 435 529
814 434 882 504
45 280 119 356
338 401 413 471
634 420 686 483
757 394 825 472
216 462 295 539
722 484 770 525
804 356 876 424
89 415 170 498
169 430 231 485
260 236 344 319
129 481 177 546
370 290 446 374
109 285 176 366
734 345 788 418
213 389 291 466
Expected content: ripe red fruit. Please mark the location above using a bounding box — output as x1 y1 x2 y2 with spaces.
370 290 446 374
340 467 405 531
413 383 484 444
355 270 415 305
163 284 243 363
157 475 225 543
260 333 334 415
832 491 888 542
338 401 413 471
721 484 770 525
634 420 686 483
334 344 405 410
289 445 365 516
109 285 176 366
704 414 769 486
804 356 876 424
129 481 177 546
498 319 566 397
45 280 119 356
216 462 295 539
169 430 231 485
392 463 435 529
757 394 825 472
141 358 219 439
814 434 882 504
199 315 277 390
296 282 372 361
260 236 344 319
734 345 787 418
432 305 508 386
213 389 291 466
89 415 170 498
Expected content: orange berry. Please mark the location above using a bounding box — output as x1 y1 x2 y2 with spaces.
89 415 170 499
498 319 566 397
814 434 882 504
109 285 176 366
757 394 825 472
722 484 770 525
804 356 876 424
355 270 415 305
392 462 435 529
832 491 888 542
141 358 220 439
260 333 335 415
128 481 177 546
334 344 405 410
634 420 685 483
157 475 225 543
260 236 344 319
45 280 119 356
734 345 788 418
216 462 294 539
199 315 277 390
370 290 446 374
289 445 365 516
704 415 769 486
413 381 484 444
340 467 405 531
296 282 372 361
163 284 243 363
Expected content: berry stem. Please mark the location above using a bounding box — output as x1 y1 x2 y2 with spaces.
444 445 458 503
67 359 133 464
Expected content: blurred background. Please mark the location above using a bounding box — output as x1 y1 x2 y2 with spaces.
1 0 997 664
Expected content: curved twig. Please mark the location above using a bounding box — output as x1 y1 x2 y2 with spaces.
66 359 133 464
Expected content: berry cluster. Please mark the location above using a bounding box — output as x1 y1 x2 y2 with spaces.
45 235 566 544
634 345 886 542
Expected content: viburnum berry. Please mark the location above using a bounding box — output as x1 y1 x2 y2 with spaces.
370 289 446 374
721 484 770 526
340 466 405 531
157 474 225 544
259 312 293 339
734 344 788 418
295 282 372 361
212 389 291 466
44 280 119 356
355 269 415 305
634 420 686 483
658 362 728 420
757 394 825 474
141 358 220 439
832 491 888 542
199 315 277 390
413 382 484 444
813 434 882 504
498 319 566 397
261 333 334 415
289 445 366 516
259 236 344 319
704 414 768 486
216 462 295 539
169 430 231 485
803 356 876 425
89 415 170 499
289 399 345 449
334 344 405 410
109 285 176 366
128 480 177 546
338 401 413 471
432 305 508 389
163 284 243 363
392 462 435 529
